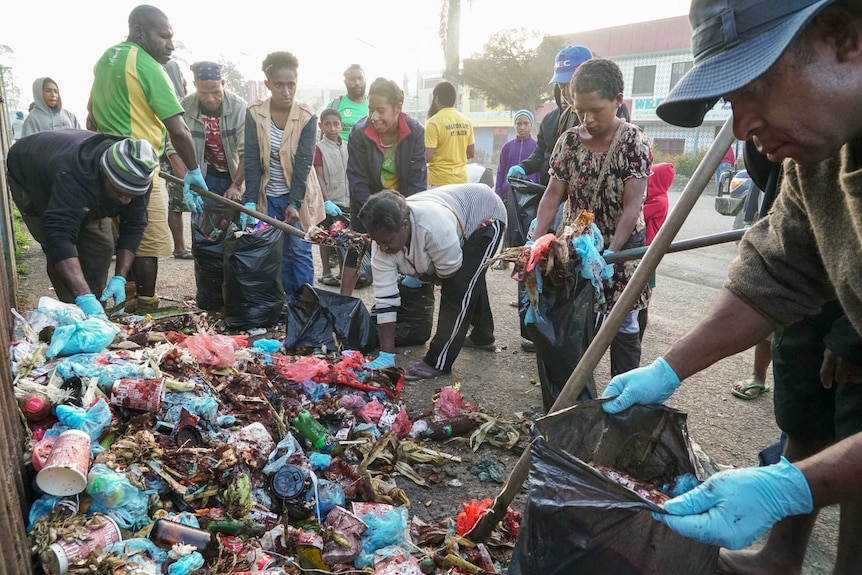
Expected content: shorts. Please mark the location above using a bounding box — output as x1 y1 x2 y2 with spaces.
136 168 172 258
162 159 186 214
773 300 862 442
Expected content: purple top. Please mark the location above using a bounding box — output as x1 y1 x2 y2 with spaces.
495 136 538 202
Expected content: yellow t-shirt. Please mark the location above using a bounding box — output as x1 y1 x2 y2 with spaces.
425 107 474 186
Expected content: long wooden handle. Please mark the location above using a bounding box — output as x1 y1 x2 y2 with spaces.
465 115 738 543
159 171 307 240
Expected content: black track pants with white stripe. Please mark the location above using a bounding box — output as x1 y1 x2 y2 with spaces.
424 220 506 372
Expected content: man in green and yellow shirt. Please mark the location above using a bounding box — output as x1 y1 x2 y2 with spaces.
88 4 206 312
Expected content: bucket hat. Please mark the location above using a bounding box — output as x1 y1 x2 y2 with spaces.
656 0 833 127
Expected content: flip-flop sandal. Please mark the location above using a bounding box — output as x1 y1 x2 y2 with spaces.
318 275 341 286
463 336 497 352
173 249 194 260
730 378 769 400
405 362 445 381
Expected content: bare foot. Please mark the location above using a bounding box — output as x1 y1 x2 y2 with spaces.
718 549 802 575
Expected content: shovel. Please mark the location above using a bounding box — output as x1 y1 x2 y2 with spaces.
465 116 738 543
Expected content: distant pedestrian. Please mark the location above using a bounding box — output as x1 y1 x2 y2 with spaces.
425 81 474 186
11 111 25 143
21 77 80 137
327 64 368 141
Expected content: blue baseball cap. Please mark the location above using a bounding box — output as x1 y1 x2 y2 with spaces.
657 0 833 127
549 45 593 84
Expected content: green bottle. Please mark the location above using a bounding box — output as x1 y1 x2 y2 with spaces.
292 410 342 455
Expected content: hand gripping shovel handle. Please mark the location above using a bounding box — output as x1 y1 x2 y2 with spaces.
465 116 738 543
159 172 306 241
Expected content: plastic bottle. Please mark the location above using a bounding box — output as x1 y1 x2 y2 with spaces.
419 416 479 440
19 392 52 422
292 410 342 455
207 519 266 537
148 519 218 559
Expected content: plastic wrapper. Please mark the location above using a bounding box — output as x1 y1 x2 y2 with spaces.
436 387 466 418
223 225 285 330
285 284 378 353
358 398 385 424
456 498 492 535
191 207 236 311
322 506 366 565
509 401 718 575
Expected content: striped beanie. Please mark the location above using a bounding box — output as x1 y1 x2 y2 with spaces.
513 109 534 126
100 138 158 196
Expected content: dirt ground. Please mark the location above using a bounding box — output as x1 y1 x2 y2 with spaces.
13 201 838 573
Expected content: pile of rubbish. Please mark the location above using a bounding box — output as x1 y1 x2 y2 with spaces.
11 298 525 575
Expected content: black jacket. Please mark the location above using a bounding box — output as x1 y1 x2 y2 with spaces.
7 129 149 263
347 114 427 229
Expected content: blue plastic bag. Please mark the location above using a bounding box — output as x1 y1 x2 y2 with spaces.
53 398 113 444
86 463 152 530
167 552 204 575
355 506 409 567
47 317 119 358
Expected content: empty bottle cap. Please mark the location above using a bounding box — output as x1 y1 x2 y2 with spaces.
271 464 308 499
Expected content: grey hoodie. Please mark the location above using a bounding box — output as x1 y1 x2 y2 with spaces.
21 77 80 137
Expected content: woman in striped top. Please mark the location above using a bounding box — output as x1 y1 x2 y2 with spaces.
359 184 507 380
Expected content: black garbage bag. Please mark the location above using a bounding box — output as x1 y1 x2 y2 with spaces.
509 401 719 575
191 207 236 311
507 176 545 247
222 225 284 330
284 284 377 353
371 281 435 346
521 273 596 412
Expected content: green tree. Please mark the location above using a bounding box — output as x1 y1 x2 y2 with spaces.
460 29 561 112
218 58 247 98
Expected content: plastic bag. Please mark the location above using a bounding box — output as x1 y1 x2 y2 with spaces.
168 552 204 575
314 478 345 520
54 398 113 443
436 386 466 418
372 281 435 346
192 207 236 311
285 284 377 353
181 332 237 368
358 399 385 424
355 506 409 568
47 318 119 358
274 355 331 382
456 498 492 536
521 273 596 412
223 225 285 330
87 463 152 530
509 401 718 575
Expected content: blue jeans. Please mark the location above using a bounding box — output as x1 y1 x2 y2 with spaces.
266 195 314 298
715 162 732 190
203 173 232 208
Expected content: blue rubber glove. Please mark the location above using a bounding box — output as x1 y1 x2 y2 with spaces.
75 294 106 317
364 351 396 370
239 202 258 230
400 276 424 289
507 165 526 179
183 167 207 213
526 217 538 241
653 457 813 549
324 200 343 217
99 276 126 311
601 357 681 414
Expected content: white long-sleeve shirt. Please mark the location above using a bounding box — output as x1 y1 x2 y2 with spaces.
373 183 506 323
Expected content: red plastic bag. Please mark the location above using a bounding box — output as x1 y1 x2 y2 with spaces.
358 398 385 424
436 387 466 418
456 498 493 536
273 355 331 382
181 332 237 368
391 409 413 439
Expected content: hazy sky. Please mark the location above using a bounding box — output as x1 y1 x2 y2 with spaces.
1 0 692 117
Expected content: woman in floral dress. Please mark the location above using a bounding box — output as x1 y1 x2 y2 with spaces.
531 58 653 379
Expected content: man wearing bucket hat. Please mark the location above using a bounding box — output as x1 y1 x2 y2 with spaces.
7 129 157 317
598 0 862 569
